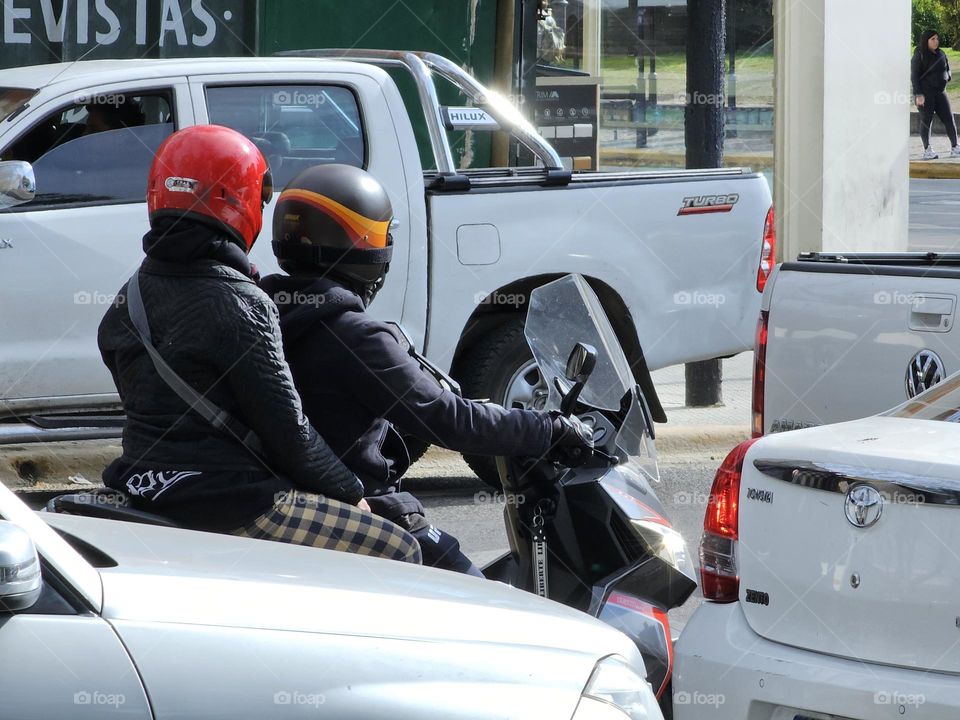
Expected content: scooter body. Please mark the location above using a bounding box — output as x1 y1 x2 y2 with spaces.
482 275 697 705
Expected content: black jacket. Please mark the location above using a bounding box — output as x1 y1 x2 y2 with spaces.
912 47 951 97
259 274 554 495
98 220 363 531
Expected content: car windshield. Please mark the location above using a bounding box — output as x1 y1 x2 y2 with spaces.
0 87 35 122
884 370 960 422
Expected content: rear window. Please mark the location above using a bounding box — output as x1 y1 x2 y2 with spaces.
205 84 365 189
0 87 36 121
885 372 960 422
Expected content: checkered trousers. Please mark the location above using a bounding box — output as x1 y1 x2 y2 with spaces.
233 492 422 564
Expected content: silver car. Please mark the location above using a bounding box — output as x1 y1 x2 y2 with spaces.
0 481 660 719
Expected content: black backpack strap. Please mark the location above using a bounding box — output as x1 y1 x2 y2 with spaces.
125 270 266 460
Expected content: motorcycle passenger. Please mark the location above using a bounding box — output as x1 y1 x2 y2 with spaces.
260 164 594 575
97 126 420 564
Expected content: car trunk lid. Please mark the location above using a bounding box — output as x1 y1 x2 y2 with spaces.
738 416 960 673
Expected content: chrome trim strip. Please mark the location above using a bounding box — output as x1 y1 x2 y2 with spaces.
754 459 960 506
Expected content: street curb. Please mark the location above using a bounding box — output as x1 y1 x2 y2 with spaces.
909 160 960 179
1 427 750 497
603 149 960 180
654 424 750 461
0 440 120 494
600 148 773 171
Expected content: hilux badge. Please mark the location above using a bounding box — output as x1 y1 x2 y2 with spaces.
844 484 883 529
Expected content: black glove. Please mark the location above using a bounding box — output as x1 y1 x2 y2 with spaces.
548 412 595 467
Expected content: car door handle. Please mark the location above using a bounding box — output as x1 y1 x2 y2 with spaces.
909 293 956 333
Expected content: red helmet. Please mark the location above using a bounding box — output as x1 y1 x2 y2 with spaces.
147 125 272 252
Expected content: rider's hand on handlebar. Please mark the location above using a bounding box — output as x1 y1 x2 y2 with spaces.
548 412 595 467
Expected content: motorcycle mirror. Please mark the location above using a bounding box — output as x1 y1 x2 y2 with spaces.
560 343 598 416
565 342 597 383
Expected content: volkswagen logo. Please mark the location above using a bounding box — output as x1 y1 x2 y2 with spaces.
905 349 945 398
844 484 883 529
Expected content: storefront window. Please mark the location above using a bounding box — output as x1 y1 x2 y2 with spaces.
532 0 774 173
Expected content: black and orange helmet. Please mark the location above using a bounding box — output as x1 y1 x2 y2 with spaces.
271 164 393 303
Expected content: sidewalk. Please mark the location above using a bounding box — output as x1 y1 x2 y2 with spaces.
910 132 960 178
650 352 752 462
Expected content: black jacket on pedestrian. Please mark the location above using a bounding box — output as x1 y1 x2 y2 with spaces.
912 41 951 97
258 274 554 496
98 219 363 532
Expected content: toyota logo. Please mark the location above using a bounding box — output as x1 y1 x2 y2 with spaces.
905 349 945 398
844 484 883 529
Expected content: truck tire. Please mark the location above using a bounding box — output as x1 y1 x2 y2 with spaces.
458 317 547 489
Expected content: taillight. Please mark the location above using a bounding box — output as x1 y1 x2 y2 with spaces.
699 438 759 603
757 205 776 292
751 310 769 438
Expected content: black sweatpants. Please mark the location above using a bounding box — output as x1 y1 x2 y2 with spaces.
920 91 958 148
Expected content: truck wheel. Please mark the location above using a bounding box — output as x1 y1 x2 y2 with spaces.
458 317 549 489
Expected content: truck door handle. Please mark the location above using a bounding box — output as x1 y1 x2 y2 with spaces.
909 293 956 333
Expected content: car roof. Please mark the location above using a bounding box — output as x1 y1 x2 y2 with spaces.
1 57 369 90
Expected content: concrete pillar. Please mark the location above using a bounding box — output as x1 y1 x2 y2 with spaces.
774 0 910 260
581 0 602 76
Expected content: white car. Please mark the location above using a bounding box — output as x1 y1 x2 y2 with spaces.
0 478 661 720
673 373 960 719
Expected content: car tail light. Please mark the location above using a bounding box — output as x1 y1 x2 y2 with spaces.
700 438 759 603
757 205 776 292
751 310 769 438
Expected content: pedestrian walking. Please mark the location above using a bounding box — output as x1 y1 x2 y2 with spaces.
912 29 960 160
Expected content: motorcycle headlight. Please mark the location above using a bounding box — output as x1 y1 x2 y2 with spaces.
572 656 661 719
631 520 696 581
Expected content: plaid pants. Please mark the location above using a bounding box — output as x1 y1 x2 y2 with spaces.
234 492 422 564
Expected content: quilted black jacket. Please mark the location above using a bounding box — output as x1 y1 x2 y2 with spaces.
259 274 553 496
98 219 363 531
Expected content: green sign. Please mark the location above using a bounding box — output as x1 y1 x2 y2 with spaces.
0 0 257 68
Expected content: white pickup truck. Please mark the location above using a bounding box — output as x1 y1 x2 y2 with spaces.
0 50 773 479
756 252 960 436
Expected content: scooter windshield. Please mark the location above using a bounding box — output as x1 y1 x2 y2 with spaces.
524 275 634 412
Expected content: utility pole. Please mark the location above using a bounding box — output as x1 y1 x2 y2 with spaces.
684 0 726 407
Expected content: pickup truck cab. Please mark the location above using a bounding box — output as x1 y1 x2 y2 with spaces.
0 50 773 479
754 253 960 436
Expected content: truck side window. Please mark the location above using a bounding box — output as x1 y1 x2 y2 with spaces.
205 85 365 188
1 90 175 209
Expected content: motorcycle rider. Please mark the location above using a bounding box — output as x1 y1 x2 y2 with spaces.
260 163 594 575
97 126 420 564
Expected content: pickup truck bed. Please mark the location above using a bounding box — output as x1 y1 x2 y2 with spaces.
758 252 960 434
